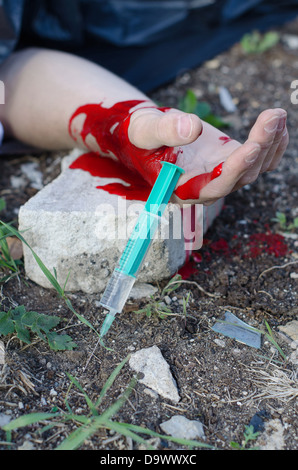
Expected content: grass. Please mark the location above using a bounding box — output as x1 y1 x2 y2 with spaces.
1 355 212 450
0 219 100 340
0 221 212 450
0 205 23 283
0 212 291 450
213 316 287 362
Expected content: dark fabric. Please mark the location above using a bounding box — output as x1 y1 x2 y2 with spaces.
0 0 298 92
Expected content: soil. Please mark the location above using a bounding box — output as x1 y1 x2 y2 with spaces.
0 19 297 452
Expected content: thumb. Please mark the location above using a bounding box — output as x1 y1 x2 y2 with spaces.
128 108 203 150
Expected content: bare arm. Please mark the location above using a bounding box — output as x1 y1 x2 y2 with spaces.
0 48 149 150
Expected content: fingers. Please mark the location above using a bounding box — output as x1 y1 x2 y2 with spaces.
128 107 203 150
174 108 289 206
267 127 289 171
186 140 261 204
231 109 287 190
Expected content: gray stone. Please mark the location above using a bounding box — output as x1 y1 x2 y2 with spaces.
129 345 180 403
18 150 223 295
279 320 298 342
18 151 186 294
129 283 158 300
160 415 205 440
256 419 285 450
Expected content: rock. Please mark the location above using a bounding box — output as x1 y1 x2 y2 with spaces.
256 419 285 450
283 34 298 50
20 161 44 190
18 151 186 294
17 440 35 451
249 409 271 433
129 283 158 300
0 413 11 427
129 345 180 403
278 320 298 342
18 150 223 294
160 415 205 440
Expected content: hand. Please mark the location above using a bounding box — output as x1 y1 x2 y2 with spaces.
128 107 288 205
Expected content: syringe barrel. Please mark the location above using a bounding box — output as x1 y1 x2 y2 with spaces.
99 269 136 313
118 209 160 277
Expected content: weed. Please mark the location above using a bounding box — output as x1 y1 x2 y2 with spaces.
0 219 100 340
0 221 23 283
135 274 192 320
1 355 212 450
230 425 260 450
0 304 76 351
178 89 229 129
241 30 279 54
272 211 298 232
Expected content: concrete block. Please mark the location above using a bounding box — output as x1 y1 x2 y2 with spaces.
18 150 187 294
18 150 223 295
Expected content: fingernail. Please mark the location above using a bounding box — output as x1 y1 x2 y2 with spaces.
277 114 287 132
245 146 259 163
177 115 193 139
264 115 279 133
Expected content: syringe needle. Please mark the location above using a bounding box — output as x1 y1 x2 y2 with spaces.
100 309 117 337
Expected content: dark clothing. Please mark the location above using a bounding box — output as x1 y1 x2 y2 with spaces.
0 0 298 91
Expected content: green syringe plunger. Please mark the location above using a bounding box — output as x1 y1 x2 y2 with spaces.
99 162 184 337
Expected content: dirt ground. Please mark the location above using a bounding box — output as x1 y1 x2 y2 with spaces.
0 18 298 452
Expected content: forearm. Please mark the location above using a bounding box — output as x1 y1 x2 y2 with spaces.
0 48 151 150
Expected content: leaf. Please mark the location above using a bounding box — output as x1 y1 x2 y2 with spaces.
94 354 131 408
66 373 97 414
0 198 6 212
204 114 230 128
258 32 279 52
194 101 211 119
0 305 76 351
15 322 31 344
46 332 77 351
178 89 197 113
0 312 15 335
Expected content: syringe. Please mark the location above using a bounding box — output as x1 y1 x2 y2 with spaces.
99 161 184 337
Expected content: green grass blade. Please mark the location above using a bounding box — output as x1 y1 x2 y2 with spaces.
264 320 287 360
105 420 155 449
96 373 138 423
55 420 98 450
119 422 213 449
94 354 131 408
2 412 61 431
66 373 98 416
0 220 63 295
64 298 99 337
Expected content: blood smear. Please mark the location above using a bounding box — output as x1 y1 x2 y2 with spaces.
69 152 151 201
219 136 233 145
69 100 223 202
